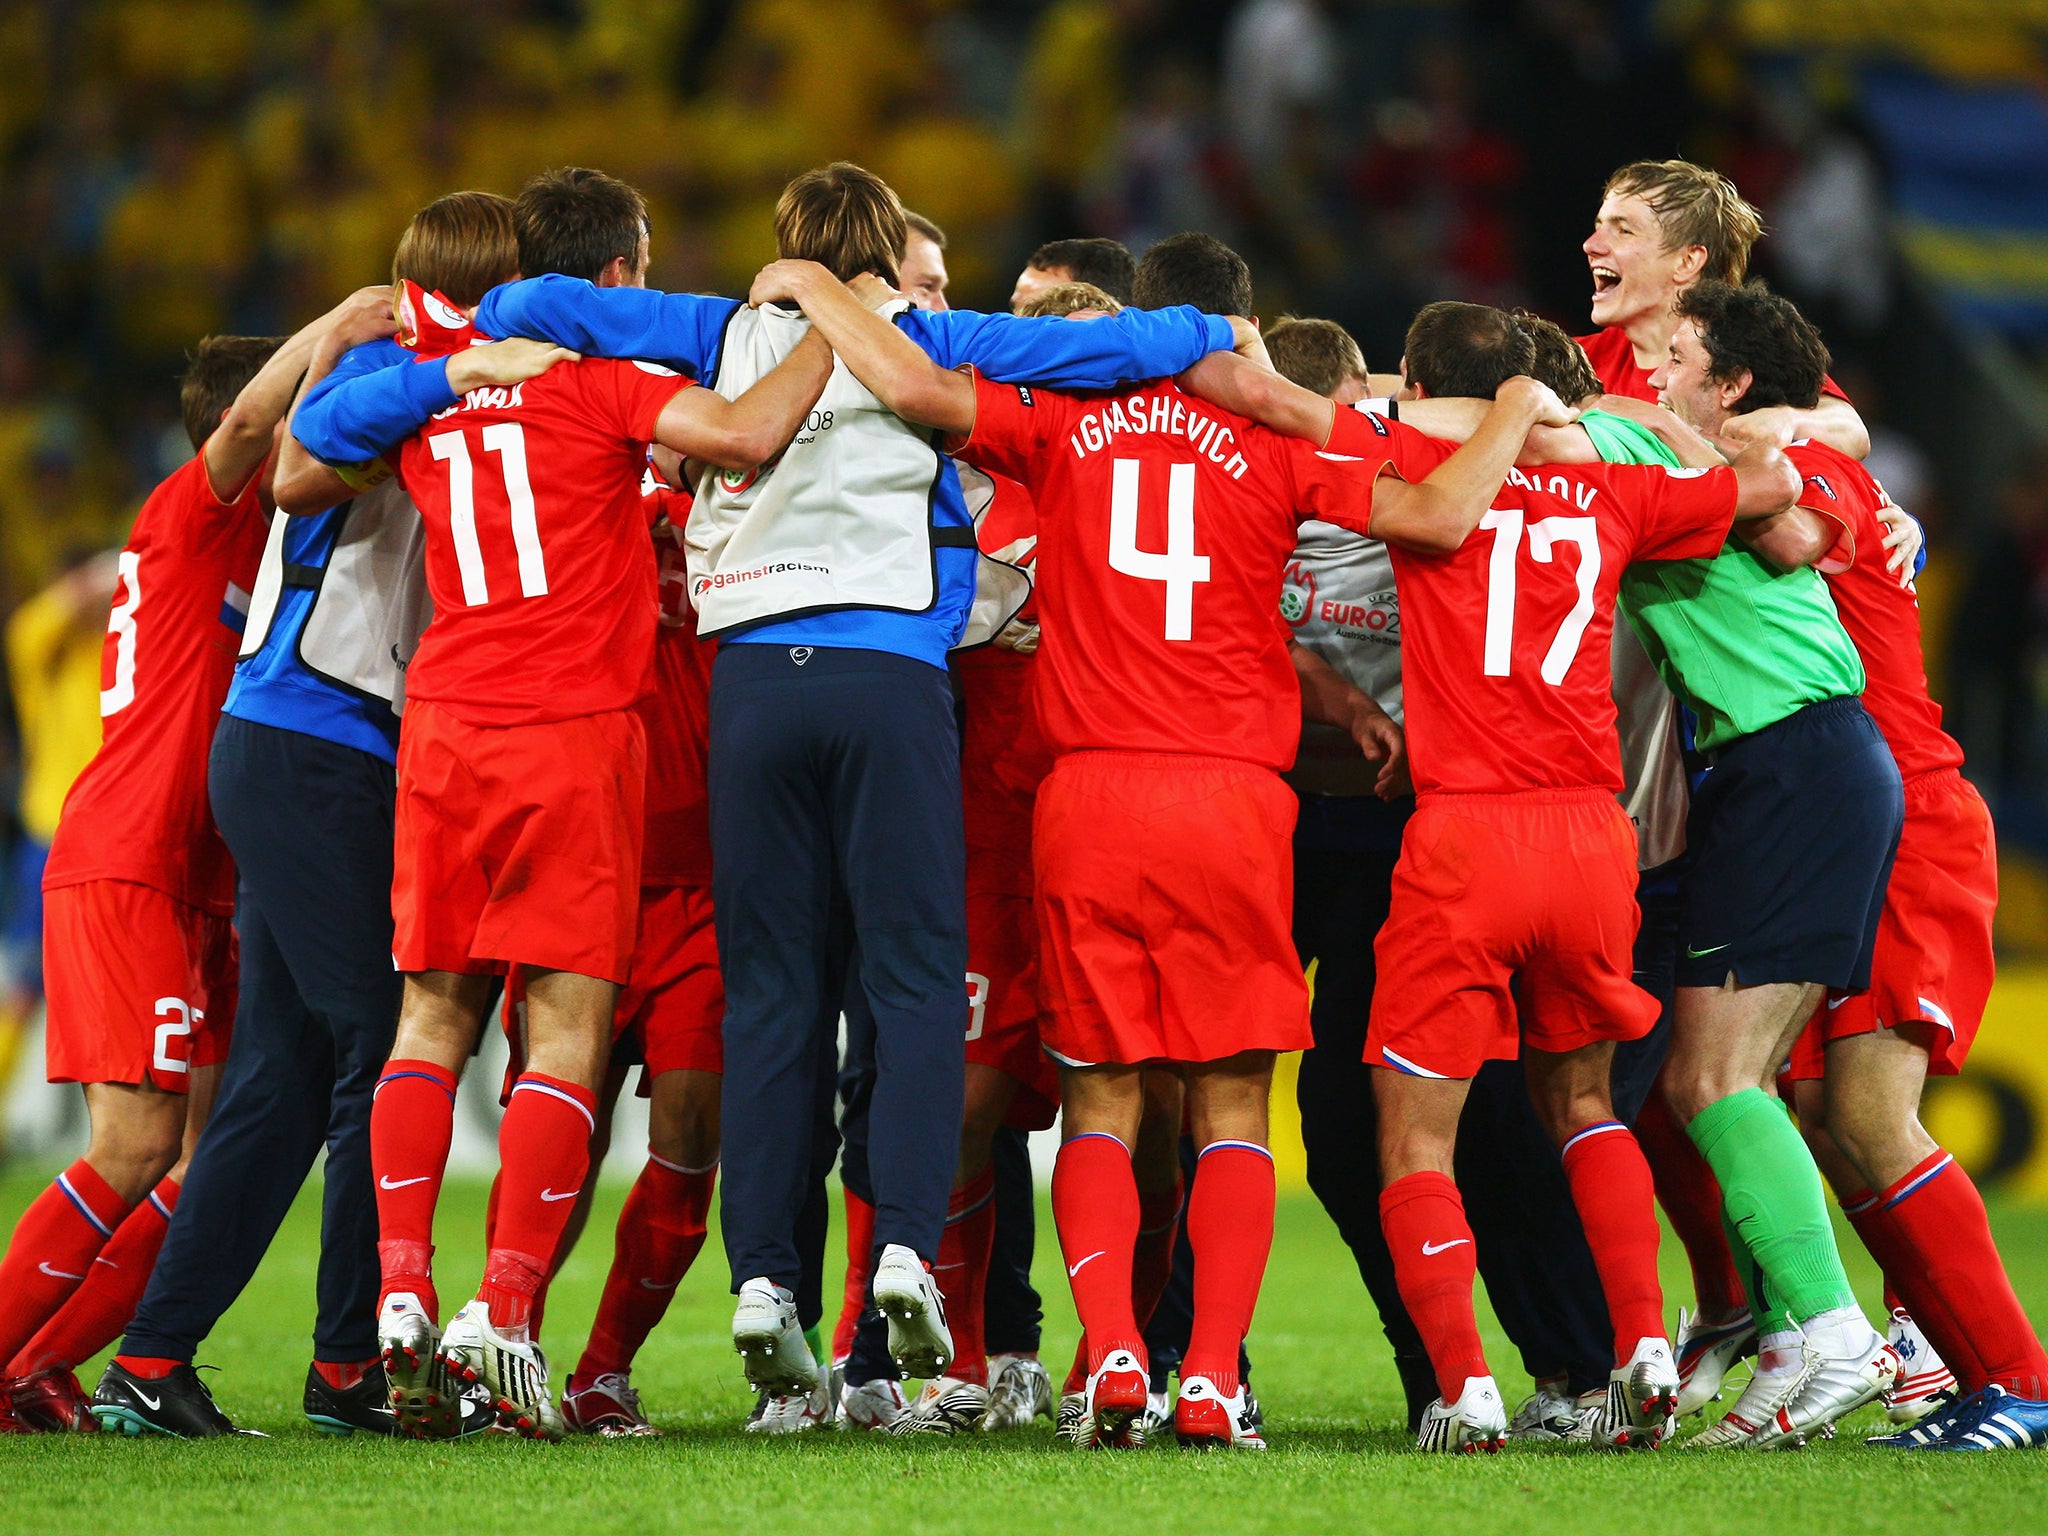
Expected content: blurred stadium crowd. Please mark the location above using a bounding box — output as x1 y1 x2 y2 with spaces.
0 0 2046 954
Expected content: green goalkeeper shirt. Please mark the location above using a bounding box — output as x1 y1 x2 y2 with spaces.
1575 410 1865 754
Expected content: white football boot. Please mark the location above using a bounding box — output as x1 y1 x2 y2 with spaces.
1686 1336 1819 1449
731 1278 819 1394
1750 1312 1899 1450
561 1371 656 1437
1608 1336 1682 1448
1174 1374 1266 1450
1415 1376 1508 1453
981 1354 1053 1431
871 1245 955 1380
1673 1307 1758 1416
438 1297 564 1441
889 1376 991 1436
837 1375 910 1430
746 1377 835 1434
377 1291 461 1439
1083 1347 1150 1449
1882 1309 1958 1425
1508 1378 1582 1441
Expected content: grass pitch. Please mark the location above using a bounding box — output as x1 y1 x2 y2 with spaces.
1 1167 2044 1535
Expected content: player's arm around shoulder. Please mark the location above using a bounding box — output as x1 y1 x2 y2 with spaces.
1177 348 1337 447
1367 378 1574 554
652 328 834 471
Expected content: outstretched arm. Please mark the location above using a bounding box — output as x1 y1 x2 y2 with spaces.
1176 350 1336 446
652 329 835 469
476 276 743 378
754 261 976 434
1366 379 1575 553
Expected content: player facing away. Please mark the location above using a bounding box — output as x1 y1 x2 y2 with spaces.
2 301 384 1438
290 197 834 1440
1658 282 2048 1452
763 231 1575 1450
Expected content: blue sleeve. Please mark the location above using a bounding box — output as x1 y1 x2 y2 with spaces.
1911 515 1928 579
902 306 1234 390
473 276 742 380
292 340 456 465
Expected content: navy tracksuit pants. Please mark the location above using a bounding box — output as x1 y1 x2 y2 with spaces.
122 716 401 1365
710 644 967 1293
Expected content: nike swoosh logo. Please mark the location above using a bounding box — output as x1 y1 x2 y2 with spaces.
1827 995 1849 1009
638 1278 678 1291
540 1188 577 1203
1067 1250 1106 1278
1686 943 1732 958
94 1256 119 1268
39 1262 86 1280
133 1388 162 1411
1421 1239 1471 1256
379 1175 431 1190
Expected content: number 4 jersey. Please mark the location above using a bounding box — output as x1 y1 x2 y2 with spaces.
955 374 1384 768
1369 416 1738 797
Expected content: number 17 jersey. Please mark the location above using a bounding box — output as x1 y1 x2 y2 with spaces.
1374 418 1738 797
957 375 1384 769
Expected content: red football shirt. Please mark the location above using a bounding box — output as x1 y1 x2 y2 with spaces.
43 452 269 913
1579 325 1850 407
1369 416 1739 796
393 351 690 726
956 466 1050 799
1787 440 1963 780
639 483 716 886
957 376 1383 770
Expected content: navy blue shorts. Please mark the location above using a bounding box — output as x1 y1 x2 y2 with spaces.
1676 695 1903 991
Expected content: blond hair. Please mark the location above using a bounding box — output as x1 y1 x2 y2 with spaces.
1263 316 1367 397
392 191 519 306
1017 281 1122 318
1605 159 1763 285
775 162 907 287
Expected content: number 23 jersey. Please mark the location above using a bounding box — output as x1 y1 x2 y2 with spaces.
1374 417 1738 797
957 375 1384 769
395 356 692 726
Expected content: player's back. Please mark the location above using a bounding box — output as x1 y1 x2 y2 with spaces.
640 487 715 886
44 452 268 913
1789 440 1961 780
955 375 1373 770
1377 420 1736 796
394 350 688 727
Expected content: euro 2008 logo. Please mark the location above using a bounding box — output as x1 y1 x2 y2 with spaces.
1279 562 1316 627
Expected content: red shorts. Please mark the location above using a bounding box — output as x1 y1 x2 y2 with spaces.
393 700 645 983
1788 767 1997 1082
43 879 236 1092
1367 790 1657 1080
1034 752 1310 1067
967 887 1058 1129
501 882 724 1096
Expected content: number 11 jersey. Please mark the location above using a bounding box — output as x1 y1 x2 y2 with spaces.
1372 417 1738 797
957 375 1385 769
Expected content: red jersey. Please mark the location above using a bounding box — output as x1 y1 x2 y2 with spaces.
1788 440 1963 781
43 453 268 913
395 297 690 727
1579 325 1851 407
1372 416 1738 796
956 467 1051 801
957 375 1381 770
640 483 715 885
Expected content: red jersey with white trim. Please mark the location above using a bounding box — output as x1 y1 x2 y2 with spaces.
1787 439 1963 780
1579 325 1851 406
1372 415 1739 796
957 375 1384 769
43 452 268 914
641 482 715 885
394 291 691 726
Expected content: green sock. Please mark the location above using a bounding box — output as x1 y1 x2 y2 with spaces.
804 1325 825 1369
1718 1205 1791 1336
1686 1088 1856 1324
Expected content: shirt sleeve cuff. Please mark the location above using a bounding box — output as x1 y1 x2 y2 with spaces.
1202 314 1236 353
403 357 459 419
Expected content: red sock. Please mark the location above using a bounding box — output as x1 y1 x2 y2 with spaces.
108 1353 180 1380
1882 1280 1905 1316
1560 1122 1665 1364
9 1177 179 1377
1183 1142 1274 1397
832 1188 875 1363
0 1159 130 1368
480 1073 597 1338
1051 1133 1143 1375
1063 1336 1087 1396
1636 1088 1747 1318
370 1058 458 1316
1860 1151 2048 1398
934 1167 996 1386
1131 1177 1184 1332
576 1152 716 1381
1380 1170 1487 1401
312 1358 376 1391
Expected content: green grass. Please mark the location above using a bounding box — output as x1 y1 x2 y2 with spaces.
2 1167 2044 1534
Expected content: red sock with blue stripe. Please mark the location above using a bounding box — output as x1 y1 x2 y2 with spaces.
481 1072 598 1339
11 1176 179 1377
370 1058 459 1319
1379 1170 1487 1401
1051 1132 1144 1375
1183 1142 1275 1398
0 1159 130 1368
576 1151 716 1381
1560 1120 1666 1363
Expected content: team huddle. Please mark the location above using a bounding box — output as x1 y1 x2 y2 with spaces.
1 151 2043 1457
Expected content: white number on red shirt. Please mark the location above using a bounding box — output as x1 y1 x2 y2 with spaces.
1478 508 1601 685
101 550 142 717
1108 458 1210 641
428 424 549 606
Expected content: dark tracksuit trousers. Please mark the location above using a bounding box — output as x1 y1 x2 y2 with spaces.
710 644 967 1296
122 716 401 1365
